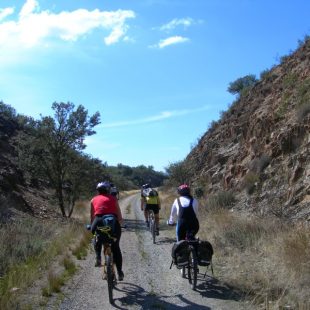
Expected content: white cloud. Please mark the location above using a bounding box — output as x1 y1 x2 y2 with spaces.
0 0 135 48
160 17 194 32
150 35 189 49
100 105 210 128
0 7 14 21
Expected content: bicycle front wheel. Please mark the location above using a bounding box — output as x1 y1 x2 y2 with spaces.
106 255 114 304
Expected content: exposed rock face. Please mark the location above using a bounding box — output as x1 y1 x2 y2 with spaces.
186 39 310 220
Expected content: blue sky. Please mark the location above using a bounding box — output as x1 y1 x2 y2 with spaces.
1 0 309 171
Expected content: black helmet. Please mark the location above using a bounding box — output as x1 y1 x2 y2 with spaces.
142 183 150 189
96 181 111 192
177 184 190 196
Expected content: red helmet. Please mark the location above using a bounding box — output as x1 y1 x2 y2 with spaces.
177 184 190 196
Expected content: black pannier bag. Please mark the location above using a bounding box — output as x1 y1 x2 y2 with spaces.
171 240 190 267
197 240 213 266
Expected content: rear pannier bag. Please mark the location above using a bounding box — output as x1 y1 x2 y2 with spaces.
197 240 213 266
96 215 117 243
171 240 190 267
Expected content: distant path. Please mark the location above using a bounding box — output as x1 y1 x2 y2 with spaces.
54 194 251 309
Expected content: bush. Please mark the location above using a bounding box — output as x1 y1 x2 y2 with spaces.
296 102 310 121
249 154 271 174
243 171 260 195
227 74 258 97
207 191 236 210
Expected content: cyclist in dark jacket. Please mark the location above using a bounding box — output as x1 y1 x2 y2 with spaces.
168 184 199 241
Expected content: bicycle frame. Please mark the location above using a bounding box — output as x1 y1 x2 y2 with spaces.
96 226 117 304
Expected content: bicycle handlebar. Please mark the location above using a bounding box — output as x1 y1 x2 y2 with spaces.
166 220 175 226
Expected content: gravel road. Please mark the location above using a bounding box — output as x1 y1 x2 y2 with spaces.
56 194 252 310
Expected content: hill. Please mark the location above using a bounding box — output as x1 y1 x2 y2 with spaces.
185 38 310 220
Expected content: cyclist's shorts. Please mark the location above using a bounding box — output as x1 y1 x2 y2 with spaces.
145 204 160 215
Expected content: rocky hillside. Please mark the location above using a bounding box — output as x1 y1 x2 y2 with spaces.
186 38 310 220
0 115 54 220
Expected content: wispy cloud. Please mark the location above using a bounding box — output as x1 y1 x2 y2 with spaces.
0 7 14 21
159 17 194 32
150 35 189 49
0 0 135 48
100 105 210 128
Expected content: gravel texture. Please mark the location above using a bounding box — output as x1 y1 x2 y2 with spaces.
55 194 253 310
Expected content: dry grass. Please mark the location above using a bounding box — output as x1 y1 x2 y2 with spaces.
0 213 89 309
160 187 310 308
199 207 310 309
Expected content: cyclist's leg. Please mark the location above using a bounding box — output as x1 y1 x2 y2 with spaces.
94 237 102 266
176 220 186 241
153 205 160 234
189 219 199 238
111 222 124 280
144 205 150 227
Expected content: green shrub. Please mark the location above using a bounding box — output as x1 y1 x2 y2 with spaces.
296 78 310 107
243 172 260 194
208 191 236 210
296 102 310 121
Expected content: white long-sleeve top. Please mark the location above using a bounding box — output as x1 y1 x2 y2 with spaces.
168 196 199 225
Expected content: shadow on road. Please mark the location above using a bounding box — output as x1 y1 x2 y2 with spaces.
155 236 176 245
122 218 146 232
113 282 212 309
195 273 243 301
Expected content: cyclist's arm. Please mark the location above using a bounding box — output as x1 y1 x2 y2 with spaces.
193 199 199 219
115 200 123 224
140 197 145 210
168 200 178 225
90 200 95 223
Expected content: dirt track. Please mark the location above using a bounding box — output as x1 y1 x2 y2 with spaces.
55 194 252 309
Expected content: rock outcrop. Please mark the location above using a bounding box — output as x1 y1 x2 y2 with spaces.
186 39 310 220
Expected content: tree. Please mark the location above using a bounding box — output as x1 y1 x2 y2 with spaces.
227 74 258 97
165 160 190 186
35 102 100 217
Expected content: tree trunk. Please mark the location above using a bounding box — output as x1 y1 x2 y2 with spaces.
57 185 67 217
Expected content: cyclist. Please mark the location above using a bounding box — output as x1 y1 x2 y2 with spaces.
168 184 199 241
90 181 124 281
141 184 161 235
110 183 120 200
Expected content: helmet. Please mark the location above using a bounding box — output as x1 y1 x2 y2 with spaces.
96 181 111 192
142 183 150 189
177 184 190 196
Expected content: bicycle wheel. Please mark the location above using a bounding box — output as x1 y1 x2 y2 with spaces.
188 248 198 290
106 255 114 304
181 266 186 278
149 211 156 243
152 219 156 244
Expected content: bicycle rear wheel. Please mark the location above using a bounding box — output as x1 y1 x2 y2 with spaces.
149 212 156 244
106 255 114 304
188 249 198 290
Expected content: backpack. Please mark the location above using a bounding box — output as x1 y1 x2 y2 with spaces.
96 215 117 243
142 188 157 197
171 240 190 267
196 240 213 266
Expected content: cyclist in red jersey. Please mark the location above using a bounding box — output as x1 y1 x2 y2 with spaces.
90 181 124 281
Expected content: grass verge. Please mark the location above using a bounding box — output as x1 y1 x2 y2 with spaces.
0 214 91 309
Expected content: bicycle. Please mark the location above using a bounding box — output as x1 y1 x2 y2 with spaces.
147 209 156 244
182 233 199 290
169 226 213 291
87 224 117 304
